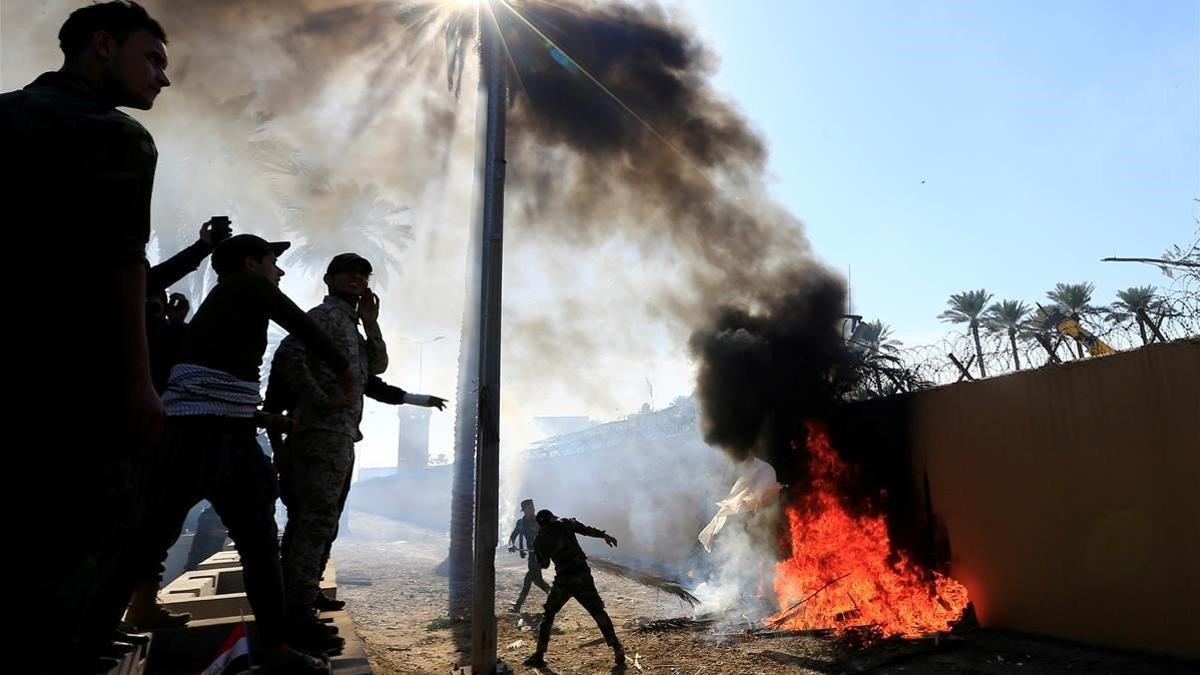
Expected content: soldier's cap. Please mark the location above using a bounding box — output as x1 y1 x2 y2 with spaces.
520 499 535 511
326 252 373 276
212 234 290 276
535 509 556 525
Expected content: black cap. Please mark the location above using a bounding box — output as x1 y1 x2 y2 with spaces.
212 234 290 277
326 252 373 276
535 509 556 525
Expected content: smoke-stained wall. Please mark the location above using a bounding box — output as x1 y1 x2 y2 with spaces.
906 341 1199 658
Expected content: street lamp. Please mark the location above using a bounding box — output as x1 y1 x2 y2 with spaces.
399 335 445 389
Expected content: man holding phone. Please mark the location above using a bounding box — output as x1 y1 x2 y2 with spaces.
270 253 445 649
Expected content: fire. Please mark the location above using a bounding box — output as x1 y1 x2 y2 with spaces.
771 422 969 637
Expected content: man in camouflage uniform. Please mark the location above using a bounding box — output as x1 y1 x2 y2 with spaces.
525 510 626 669
272 252 445 639
508 498 551 612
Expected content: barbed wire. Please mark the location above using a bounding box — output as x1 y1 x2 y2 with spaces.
847 222 1200 398
859 307 1194 395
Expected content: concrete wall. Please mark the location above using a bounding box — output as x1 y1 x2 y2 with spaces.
908 340 1199 658
349 464 452 531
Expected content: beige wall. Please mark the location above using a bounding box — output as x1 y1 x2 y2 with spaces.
909 340 1200 658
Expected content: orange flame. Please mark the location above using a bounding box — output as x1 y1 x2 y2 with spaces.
771 422 968 637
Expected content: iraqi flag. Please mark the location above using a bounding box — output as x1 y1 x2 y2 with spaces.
201 620 250 674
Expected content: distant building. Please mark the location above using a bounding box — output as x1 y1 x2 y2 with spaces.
397 406 433 468
532 415 596 441
525 399 698 462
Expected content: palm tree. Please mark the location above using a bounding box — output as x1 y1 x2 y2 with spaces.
1046 282 1099 358
845 320 904 395
445 311 478 620
984 299 1031 371
853 320 902 354
1107 286 1162 345
938 289 993 377
148 91 309 305
284 181 413 286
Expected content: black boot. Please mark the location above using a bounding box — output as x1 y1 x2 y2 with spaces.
286 615 346 655
313 591 346 612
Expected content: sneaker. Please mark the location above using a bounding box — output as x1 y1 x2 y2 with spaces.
523 652 547 667
124 602 191 630
313 591 346 612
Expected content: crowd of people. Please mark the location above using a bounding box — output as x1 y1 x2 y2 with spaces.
4 2 635 671
4 3 445 673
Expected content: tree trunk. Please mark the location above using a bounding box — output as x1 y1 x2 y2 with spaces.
971 322 987 377
445 114 487 617
1008 328 1021 371
447 299 479 619
1135 309 1166 344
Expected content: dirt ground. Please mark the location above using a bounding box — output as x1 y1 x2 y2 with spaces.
333 512 1197 675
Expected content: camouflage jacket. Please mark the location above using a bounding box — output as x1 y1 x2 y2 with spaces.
272 295 388 440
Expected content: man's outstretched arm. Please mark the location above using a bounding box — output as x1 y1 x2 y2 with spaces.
568 519 618 548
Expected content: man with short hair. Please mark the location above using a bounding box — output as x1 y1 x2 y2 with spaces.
525 510 626 669
271 253 445 642
508 498 551 612
2 2 172 667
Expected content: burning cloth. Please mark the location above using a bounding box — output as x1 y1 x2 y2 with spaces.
698 457 782 552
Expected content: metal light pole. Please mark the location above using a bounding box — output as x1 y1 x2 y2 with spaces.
400 335 445 389
471 1 507 671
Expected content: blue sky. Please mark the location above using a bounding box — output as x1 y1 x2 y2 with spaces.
677 0 1198 344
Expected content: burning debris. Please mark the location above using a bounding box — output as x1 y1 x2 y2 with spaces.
771 423 968 637
688 274 968 639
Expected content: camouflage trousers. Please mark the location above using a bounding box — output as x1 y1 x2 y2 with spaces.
279 429 355 610
536 572 621 655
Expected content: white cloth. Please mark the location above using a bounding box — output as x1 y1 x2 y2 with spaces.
698 457 782 552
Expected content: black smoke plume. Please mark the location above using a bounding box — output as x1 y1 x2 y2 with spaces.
688 271 847 486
